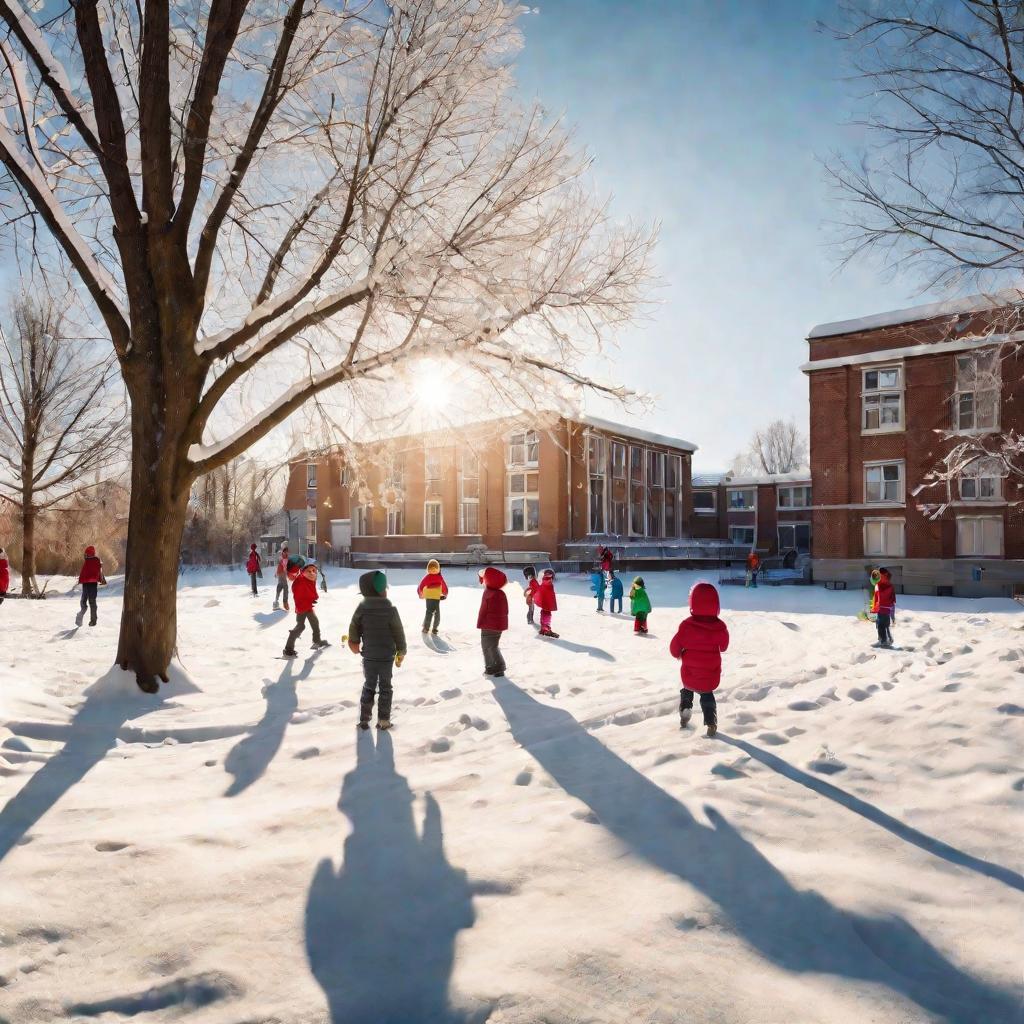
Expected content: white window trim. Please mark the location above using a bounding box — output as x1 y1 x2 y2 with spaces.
777 522 812 551
306 462 318 489
385 507 404 537
777 484 812 510
864 459 906 505
586 432 609 535
628 445 646 537
423 501 443 537
956 515 1004 557
953 351 1001 436
505 495 540 534
726 487 757 511
861 364 905 435
729 525 755 545
693 489 717 513
506 428 540 470
863 517 906 558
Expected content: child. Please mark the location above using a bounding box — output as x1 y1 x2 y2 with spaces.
609 570 624 614
417 558 448 635
590 566 606 612
246 543 262 596
347 570 407 730
477 567 509 676
75 545 105 627
535 568 559 638
670 582 730 738
745 550 760 588
630 576 651 634
871 566 896 649
283 562 330 657
523 565 539 626
273 544 290 611
0 547 8 606
599 545 614 575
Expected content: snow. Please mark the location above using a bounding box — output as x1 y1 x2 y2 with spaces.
578 413 697 453
1 569 1022 1023
801 332 1023 373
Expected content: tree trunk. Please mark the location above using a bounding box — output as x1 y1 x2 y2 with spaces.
20 503 36 597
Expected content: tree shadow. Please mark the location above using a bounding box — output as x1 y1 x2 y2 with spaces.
489 678 1018 1024
253 609 288 629
720 734 1024 894
305 730 490 1024
223 655 317 797
544 637 615 661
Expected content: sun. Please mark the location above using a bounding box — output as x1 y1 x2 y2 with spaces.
411 358 454 409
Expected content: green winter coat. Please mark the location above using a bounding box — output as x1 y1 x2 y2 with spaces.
629 585 651 616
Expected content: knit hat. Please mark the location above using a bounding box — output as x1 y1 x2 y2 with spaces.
426 559 440 574
358 570 388 597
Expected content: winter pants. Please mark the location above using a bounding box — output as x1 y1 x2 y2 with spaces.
423 598 441 633
540 609 553 632
360 660 394 723
480 629 506 676
79 582 98 625
249 571 258 595
275 578 289 609
285 610 322 652
596 593 605 612
876 611 893 646
610 596 622 614
633 612 648 633
681 688 717 728
526 600 535 625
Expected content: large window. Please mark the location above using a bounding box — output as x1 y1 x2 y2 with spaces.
353 505 370 537
865 462 903 503
727 487 755 510
386 507 404 536
959 458 1002 501
955 350 1000 432
507 471 539 532
862 366 903 432
664 454 682 538
306 462 318 489
646 450 665 538
777 485 811 509
778 523 811 553
864 518 905 557
588 435 607 534
610 442 627 534
306 512 317 558
423 501 442 536
424 450 443 487
458 451 480 535
508 430 539 468
693 489 717 513
385 455 405 491
629 445 645 535
957 516 1003 556
730 526 755 546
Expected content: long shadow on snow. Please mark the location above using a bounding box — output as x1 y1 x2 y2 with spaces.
722 735 1024 894
489 678 1018 1024
305 729 490 1024
222 654 317 797
67 971 239 1017
253 609 288 629
541 636 615 661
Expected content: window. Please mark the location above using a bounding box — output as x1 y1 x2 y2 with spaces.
865 462 903 503
611 442 627 534
306 462 318 488
730 526 755 546
423 501 442 535
665 454 682 538
386 507 404 536
338 464 348 488
629 445 645 535
588 435 607 533
864 518 905 557
425 450 443 486
458 451 480 534
385 456 405 490
862 365 903 432
727 488 755 510
459 501 479 535
646 450 665 537
956 516 1003 556
507 470 539 532
353 505 370 537
959 458 1003 501
508 430 539 468
778 523 811 553
955 350 1000 432
693 490 717 513
306 512 317 558
777 485 811 509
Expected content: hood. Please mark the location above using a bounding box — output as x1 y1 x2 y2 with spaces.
359 570 387 597
480 566 507 589
878 567 892 582
632 576 645 589
689 581 720 617
522 565 536 580
426 559 441 575
84 545 97 558
250 543 257 551
541 568 554 582
287 554 306 571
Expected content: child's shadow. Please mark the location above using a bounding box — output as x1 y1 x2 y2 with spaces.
54 627 81 640
546 637 615 662
253 610 288 629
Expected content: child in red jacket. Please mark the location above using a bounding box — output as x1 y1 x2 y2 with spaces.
76 545 105 627
417 558 449 635
535 568 559 638
0 547 9 606
870 566 896 649
283 562 330 657
477 567 509 676
245 543 261 596
669 582 730 737
522 565 539 626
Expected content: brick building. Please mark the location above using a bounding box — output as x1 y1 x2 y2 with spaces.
804 294 1024 596
282 413 703 566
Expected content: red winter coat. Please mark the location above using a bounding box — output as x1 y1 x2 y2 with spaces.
292 575 319 614
78 549 103 584
534 578 557 612
0 555 9 593
246 548 261 573
871 576 896 616
477 567 509 631
669 582 730 693
746 552 760 572
417 573 449 601
599 548 613 572
524 578 539 605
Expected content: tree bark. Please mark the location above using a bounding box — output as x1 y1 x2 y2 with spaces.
20 502 35 597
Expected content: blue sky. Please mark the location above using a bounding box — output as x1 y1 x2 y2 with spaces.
515 0 943 469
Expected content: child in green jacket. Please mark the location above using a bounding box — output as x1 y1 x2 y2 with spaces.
630 577 651 634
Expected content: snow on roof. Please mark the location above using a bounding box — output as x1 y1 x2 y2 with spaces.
726 469 811 487
578 415 697 453
692 472 728 488
807 288 1024 340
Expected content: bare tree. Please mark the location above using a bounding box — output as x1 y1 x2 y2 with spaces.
0 294 127 594
0 0 653 689
731 419 807 476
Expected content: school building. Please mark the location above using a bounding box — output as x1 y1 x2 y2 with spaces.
804 292 1024 596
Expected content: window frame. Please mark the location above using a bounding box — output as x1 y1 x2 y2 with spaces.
587 433 608 535
777 484 811 509
385 506 404 536
864 460 905 505
692 489 717 513
424 449 443 486
861 364 904 434
954 349 1000 435
777 522 811 553
352 505 370 537
863 517 905 558
306 462 318 489
727 487 756 511
423 500 443 537
956 515 1003 557
507 429 540 469
729 525 755 546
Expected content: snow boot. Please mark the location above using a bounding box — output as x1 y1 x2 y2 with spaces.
89 618 97 627
680 707 692 728
422 626 429 634
312 639 330 650
282 648 298 658
431 629 439 636
75 609 85 627
376 719 392 731
539 628 560 639
272 602 280 611
357 720 370 731
705 715 718 739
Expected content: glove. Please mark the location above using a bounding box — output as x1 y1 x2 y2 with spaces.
347 640 361 655
440 594 447 601
395 653 405 668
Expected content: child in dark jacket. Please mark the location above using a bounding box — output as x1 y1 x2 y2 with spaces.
609 571 624 614
630 576 651 634
348 570 407 730
477 567 509 676
76 545 105 626
417 558 448 635
523 565 539 626
871 567 896 648
590 567 606 612
246 543 262 596
283 562 330 656
0 547 8 606
535 568 559 638
669 582 730 738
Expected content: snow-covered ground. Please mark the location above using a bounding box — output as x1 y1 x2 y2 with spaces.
0 569 1021 1024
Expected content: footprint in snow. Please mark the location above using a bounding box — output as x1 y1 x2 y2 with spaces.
941 682 962 693
738 685 774 702
788 700 821 712
572 809 601 824
807 756 847 776
514 770 533 786
204 599 220 608
1012 778 1024 792
546 684 560 696
757 732 789 746
998 649 1021 662
780 621 800 631
458 714 490 731
731 711 757 725
997 703 1024 716
710 761 748 780
847 688 872 702
95 841 130 853
429 737 452 753
654 752 681 766
440 688 462 700
784 726 806 737
294 746 321 760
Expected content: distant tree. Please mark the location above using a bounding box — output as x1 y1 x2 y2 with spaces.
0 294 127 594
731 419 807 477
